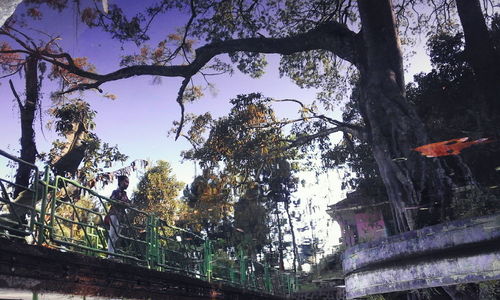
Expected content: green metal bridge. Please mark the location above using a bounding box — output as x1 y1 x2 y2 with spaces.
0 149 298 299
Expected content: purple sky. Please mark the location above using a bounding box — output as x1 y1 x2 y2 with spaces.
0 1 339 184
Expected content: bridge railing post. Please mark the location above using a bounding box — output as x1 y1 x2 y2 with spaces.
239 248 247 287
146 215 160 269
229 266 237 284
36 166 50 246
203 239 213 282
249 261 256 290
0 149 41 241
264 262 272 293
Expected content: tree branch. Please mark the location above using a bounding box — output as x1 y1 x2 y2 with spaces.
175 77 190 140
164 0 197 64
179 133 200 151
284 125 366 149
9 79 23 110
0 49 31 55
0 65 23 79
272 97 367 137
33 21 358 94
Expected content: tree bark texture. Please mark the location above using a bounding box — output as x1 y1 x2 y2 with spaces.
14 55 38 198
356 0 452 231
455 0 500 135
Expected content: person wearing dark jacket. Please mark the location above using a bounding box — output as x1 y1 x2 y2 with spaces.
107 175 130 254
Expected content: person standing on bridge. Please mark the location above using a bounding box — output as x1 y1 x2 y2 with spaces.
106 175 131 255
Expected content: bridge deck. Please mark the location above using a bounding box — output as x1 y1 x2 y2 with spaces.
0 238 285 300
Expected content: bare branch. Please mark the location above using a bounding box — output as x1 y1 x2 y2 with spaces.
0 29 36 53
175 77 190 140
165 0 197 64
284 126 356 149
179 133 200 151
0 65 23 79
0 49 31 55
272 98 308 109
4 26 38 49
272 97 366 136
9 79 23 110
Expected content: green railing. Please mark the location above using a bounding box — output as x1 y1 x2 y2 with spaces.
0 150 298 296
0 149 39 240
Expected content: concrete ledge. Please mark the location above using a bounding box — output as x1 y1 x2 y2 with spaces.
342 214 500 299
345 250 500 299
0 238 284 300
343 214 500 274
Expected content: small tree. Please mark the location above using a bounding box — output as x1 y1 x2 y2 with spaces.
133 160 184 225
181 169 234 238
46 99 127 182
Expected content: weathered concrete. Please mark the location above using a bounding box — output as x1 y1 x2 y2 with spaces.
342 214 500 299
0 0 23 27
345 250 500 299
0 238 284 300
292 287 345 300
343 214 500 273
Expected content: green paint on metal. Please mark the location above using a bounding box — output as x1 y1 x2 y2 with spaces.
36 166 49 245
239 249 247 286
203 239 213 282
264 262 272 292
230 267 237 284
146 215 160 269
0 149 298 297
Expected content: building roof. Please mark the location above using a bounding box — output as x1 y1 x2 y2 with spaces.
327 190 389 215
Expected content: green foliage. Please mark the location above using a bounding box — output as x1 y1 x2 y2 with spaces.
185 93 298 177
53 195 101 244
179 93 303 266
407 31 500 219
280 50 352 106
233 184 270 255
46 99 128 180
50 100 96 134
180 169 233 237
229 52 267 78
133 160 184 225
407 32 477 140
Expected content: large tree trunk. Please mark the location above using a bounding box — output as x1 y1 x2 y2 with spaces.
356 0 453 231
455 0 500 135
14 55 38 198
